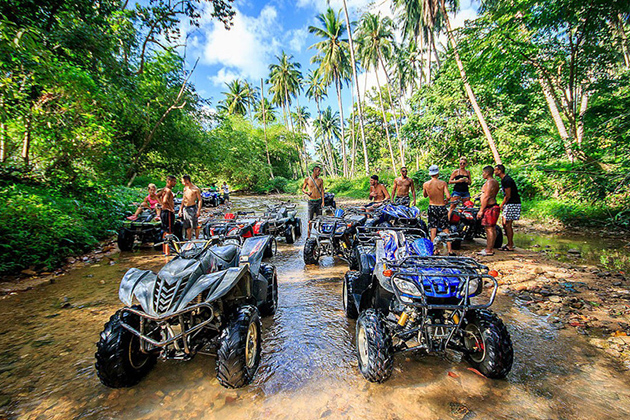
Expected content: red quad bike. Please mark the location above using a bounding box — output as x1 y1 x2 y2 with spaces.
203 212 276 258
449 199 503 250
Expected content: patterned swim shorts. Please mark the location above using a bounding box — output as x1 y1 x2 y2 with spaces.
427 205 449 231
503 203 521 221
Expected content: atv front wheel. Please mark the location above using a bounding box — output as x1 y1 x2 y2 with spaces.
259 264 278 316
117 229 135 252
303 238 319 265
463 309 513 379
294 218 302 237
264 237 277 259
343 271 359 319
356 309 393 383
285 224 296 244
216 305 262 388
95 308 157 388
348 247 359 271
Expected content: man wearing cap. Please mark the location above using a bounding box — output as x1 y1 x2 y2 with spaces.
368 175 390 203
423 165 454 255
391 167 416 207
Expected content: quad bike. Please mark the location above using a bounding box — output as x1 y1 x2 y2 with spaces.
95 235 278 389
303 208 367 268
343 230 513 383
118 208 183 252
324 192 337 209
252 202 302 244
365 204 429 236
201 189 225 208
449 199 503 250
203 212 276 258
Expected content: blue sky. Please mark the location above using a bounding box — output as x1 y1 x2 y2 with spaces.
178 0 479 117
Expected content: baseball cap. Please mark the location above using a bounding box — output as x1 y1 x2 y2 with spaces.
428 165 439 176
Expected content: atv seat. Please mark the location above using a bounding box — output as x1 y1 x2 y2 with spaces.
211 245 238 263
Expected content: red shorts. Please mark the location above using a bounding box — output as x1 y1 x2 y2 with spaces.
481 206 500 227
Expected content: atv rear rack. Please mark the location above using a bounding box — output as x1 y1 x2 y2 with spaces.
120 303 218 353
386 256 499 310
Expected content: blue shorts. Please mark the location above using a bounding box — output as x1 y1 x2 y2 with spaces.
452 191 470 198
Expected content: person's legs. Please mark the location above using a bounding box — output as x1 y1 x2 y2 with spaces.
485 226 496 253
443 228 452 254
504 219 514 249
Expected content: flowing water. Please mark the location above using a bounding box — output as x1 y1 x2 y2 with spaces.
1 197 630 420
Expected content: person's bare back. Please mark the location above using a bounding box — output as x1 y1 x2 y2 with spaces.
423 178 450 206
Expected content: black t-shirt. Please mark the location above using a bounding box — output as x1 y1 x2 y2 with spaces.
501 175 521 204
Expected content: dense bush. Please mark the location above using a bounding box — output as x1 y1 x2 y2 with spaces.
0 183 141 275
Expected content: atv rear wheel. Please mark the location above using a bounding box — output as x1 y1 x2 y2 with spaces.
294 218 302 237
303 238 319 265
343 271 359 319
356 309 393 383
494 226 504 249
463 309 513 379
285 224 296 244
117 229 135 252
95 308 157 388
451 239 462 250
216 305 262 388
348 248 359 271
259 264 278 316
264 237 277 259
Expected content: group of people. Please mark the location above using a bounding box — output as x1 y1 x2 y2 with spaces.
128 176 231 241
302 159 521 256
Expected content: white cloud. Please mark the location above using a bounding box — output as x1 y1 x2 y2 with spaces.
296 0 376 15
188 4 282 84
288 28 308 52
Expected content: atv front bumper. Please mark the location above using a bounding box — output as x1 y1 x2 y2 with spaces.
120 303 217 352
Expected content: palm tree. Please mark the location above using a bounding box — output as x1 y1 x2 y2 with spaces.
218 79 251 116
395 0 502 163
292 106 311 133
341 0 369 176
305 70 328 118
257 81 276 179
268 51 303 129
309 8 352 177
355 13 398 170
313 106 341 175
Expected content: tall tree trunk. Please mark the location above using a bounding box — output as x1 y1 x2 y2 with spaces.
431 30 441 69
618 14 630 67
426 32 432 85
21 112 32 165
576 89 589 148
260 79 274 179
538 77 575 162
335 76 348 177
440 0 502 164
375 70 397 171
0 120 6 163
379 54 405 167
341 0 370 176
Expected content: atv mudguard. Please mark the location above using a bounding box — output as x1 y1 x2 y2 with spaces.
119 268 157 308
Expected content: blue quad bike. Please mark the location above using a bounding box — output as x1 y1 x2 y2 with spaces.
201 189 225 207
343 230 513 383
366 203 429 235
303 208 367 268
95 235 278 389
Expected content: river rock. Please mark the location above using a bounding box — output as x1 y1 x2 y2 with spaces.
568 249 581 257
21 268 37 276
549 296 562 303
533 267 545 275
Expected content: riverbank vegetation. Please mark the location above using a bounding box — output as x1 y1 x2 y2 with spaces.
1 0 629 275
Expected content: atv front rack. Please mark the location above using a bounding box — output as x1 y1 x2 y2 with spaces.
120 303 218 354
387 256 499 310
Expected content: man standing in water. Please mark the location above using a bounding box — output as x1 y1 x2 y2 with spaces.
302 165 325 238
222 181 230 204
495 164 521 251
477 166 500 256
178 175 202 240
423 165 453 256
391 167 416 207
160 175 177 237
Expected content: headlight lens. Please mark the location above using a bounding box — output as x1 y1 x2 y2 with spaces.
460 278 480 297
393 278 419 296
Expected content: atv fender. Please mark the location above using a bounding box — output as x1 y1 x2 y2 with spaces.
240 235 272 278
119 268 157 308
205 266 252 303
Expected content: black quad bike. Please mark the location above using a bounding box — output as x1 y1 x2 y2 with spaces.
449 199 503 250
95 235 278 389
118 208 183 252
303 209 367 268
253 203 302 244
343 230 513 383
203 213 277 259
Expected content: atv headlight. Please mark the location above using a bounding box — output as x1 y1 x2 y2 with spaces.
393 278 420 296
459 278 481 297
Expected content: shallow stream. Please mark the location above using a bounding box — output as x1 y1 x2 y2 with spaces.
1 197 630 419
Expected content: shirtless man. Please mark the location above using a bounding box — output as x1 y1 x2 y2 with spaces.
368 175 390 203
477 166 500 256
423 165 453 255
391 167 416 207
178 175 202 240
302 165 325 238
160 175 177 238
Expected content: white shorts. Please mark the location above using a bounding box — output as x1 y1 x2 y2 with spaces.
503 203 521 221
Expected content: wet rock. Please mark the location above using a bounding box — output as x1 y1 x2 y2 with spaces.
99 280 106 285
155 390 165 398
85 274 94 278
613 281 622 286
549 296 562 303
449 402 474 419
225 395 238 404
109 260 116 265
568 249 581 257
533 267 545 275
31 336 54 347
67 257 76 264
320 408 332 418
21 268 38 276
59 296 72 309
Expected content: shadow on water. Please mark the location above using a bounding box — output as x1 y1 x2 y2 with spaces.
1 196 630 419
